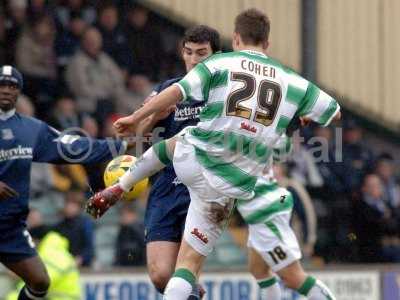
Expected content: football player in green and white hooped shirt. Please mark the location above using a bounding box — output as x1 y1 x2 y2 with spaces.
88 8 340 300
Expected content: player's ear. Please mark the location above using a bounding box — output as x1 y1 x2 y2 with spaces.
262 40 269 51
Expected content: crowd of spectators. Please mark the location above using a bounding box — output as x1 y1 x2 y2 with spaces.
1 0 399 269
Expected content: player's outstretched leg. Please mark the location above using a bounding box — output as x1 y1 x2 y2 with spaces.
3 256 50 300
248 248 281 299
119 138 176 190
277 261 335 300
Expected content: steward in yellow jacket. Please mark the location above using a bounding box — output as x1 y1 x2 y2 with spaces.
7 231 82 300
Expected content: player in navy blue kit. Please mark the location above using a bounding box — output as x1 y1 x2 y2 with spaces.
0 66 126 300
133 26 220 297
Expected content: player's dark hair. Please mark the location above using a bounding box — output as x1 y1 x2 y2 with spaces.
182 25 221 53
234 8 270 46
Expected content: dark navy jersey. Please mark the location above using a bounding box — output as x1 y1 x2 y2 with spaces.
145 77 205 239
0 112 125 222
149 77 205 186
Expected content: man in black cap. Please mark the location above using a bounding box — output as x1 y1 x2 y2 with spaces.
0 65 126 300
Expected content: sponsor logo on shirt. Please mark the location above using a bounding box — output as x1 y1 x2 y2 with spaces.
191 228 209 244
1 128 14 140
0 146 33 162
172 177 182 186
174 106 204 121
240 122 257 133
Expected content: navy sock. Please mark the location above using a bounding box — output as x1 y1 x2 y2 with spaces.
18 286 47 300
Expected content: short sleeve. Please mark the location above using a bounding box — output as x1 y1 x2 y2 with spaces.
174 62 212 102
297 83 340 127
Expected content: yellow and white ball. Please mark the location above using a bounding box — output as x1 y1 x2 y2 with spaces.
104 155 148 201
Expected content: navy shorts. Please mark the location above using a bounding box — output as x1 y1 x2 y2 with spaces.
144 183 190 243
0 224 37 263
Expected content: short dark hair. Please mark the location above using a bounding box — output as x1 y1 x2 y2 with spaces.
234 8 270 46
182 25 221 53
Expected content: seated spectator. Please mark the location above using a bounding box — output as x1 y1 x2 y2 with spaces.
5 0 28 63
352 174 400 262
80 115 107 192
50 164 88 192
16 14 57 116
55 189 95 267
375 153 400 211
287 133 324 189
48 96 82 130
114 204 146 266
123 73 154 113
341 119 375 193
27 0 54 23
65 26 127 120
96 3 133 73
55 0 96 31
15 94 35 117
55 11 88 69
124 3 164 81
0 13 7 66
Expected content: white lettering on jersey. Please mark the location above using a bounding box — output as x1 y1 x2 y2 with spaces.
0 146 33 162
174 106 204 121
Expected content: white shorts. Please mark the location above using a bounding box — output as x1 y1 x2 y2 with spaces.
247 213 302 272
173 139 235 256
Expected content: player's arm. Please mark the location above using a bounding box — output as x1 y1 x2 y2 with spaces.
114 85 182 135
114 62 211 135
296 82 341 127
32 122 127 164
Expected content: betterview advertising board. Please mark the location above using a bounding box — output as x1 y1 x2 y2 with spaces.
82 271 380 300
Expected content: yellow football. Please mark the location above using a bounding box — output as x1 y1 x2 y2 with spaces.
104 155 149 201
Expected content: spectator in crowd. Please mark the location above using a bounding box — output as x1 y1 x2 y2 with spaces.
15 94 35 116
124 3 164 81
55 11 88 70
375 154 400 211
27 0 53 24
341 119 375 193
48 96 82 130
5 0 28 63
16 14 57 115
114 204 146 266
287 133 324 189
124 73 154 112
96 3 133 74
55 0 96 31
352 174 400 263
0 13 7 66
55 189 95 267
65 26 127 121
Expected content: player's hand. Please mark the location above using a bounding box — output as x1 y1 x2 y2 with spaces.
85 185 124 219
0 181 19 200
113 115 138 137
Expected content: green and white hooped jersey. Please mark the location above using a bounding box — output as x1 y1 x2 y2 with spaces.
174 50 339 199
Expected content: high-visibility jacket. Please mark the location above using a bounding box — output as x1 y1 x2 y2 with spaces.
6 232 82 300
